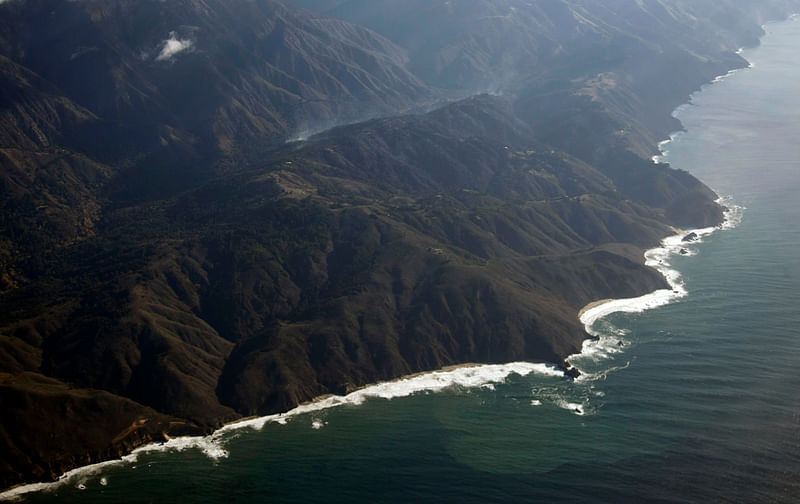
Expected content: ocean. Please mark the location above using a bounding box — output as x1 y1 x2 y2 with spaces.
5 15 800 504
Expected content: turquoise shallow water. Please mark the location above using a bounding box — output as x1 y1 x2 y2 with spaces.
9 15 800 504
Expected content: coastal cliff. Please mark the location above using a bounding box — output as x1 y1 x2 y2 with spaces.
1 0 797 490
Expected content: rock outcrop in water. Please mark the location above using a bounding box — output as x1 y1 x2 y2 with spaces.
1 0 798 490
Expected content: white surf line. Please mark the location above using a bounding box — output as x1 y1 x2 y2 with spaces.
0 219 743 502
0 362 564 501
3 23 772 495
0 202 744 502
572 199 742 375
652 42 759 166
215 362 564 433
651 11 800 167
0 457 135 501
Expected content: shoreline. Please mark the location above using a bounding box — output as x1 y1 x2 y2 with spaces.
218 362 488 430
0 200 743 502
567 195 742 375
0 119 746 504
595 21 771 338
577 299 614 319
0 361 565 501
0 14 780 502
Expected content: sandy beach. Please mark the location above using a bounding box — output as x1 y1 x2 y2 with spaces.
578 299 615 319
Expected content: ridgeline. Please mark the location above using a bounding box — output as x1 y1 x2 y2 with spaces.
1 0 796 489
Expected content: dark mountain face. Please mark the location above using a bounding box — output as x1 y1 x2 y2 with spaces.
0 0 429 145
1 0 798 490
0 0 433 280
0 0 433 212
12 94 678 429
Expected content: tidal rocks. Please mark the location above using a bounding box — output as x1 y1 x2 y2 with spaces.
560 362 582 380
1 0 784 490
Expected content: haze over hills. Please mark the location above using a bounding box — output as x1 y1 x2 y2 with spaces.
289 0 798 144
0 0 797 490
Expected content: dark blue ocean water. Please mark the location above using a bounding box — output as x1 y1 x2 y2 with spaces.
7 15 800 504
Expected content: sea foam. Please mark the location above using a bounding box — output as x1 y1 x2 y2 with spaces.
0 14 787 500
575 198 741 369
0 201 743 501
217 362 564 434
1 71 751 500
652 131 685 164
0 362 562 501
0 457 136 501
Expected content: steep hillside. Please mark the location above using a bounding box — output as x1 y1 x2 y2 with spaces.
0 0 430 149
288 0 798 143
1 92 715 488
2 0 797 491
0 0 435 280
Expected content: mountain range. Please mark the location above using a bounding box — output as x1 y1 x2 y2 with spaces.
1 0 797 490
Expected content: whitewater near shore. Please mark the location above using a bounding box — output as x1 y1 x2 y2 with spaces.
0 199 743 501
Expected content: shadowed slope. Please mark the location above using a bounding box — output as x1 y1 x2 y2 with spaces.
2 0 796 490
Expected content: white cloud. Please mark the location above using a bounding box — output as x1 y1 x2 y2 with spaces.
156 31 193 61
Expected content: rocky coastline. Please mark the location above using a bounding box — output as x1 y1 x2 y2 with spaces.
2 0 796 491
